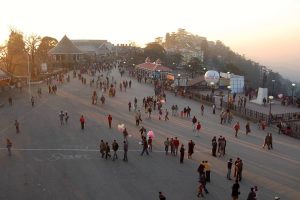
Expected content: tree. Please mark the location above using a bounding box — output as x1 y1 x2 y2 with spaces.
144 42 166 61
25 34 41 76
187 57 202 77
7 29 26 74
224 63 244 75
0 45 9 70
200 39 209 64
36 36 58 63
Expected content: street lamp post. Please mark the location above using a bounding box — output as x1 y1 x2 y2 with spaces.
272 80 275 96
27 54 31 98
227 85 231 109
291 83 296 104
269 95 274 123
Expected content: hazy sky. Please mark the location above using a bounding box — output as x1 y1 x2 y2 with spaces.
1 0 299 81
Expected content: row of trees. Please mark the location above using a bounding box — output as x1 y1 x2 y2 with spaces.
0 29 58 78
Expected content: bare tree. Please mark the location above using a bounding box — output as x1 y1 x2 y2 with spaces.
25 34 41 76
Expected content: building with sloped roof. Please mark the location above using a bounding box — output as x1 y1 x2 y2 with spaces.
71 40 113 61
136 58 172 79
48 35 83 68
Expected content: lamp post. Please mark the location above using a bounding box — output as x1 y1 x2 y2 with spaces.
27 54 31 98
227 85 231 109
268 95 274 123
177 73 181 87
272 80 275 96
210 82 215 94
292 83 296 104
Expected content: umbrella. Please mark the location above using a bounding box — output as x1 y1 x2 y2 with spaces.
147 130 155 139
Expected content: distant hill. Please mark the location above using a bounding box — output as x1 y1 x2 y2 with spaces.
156 28 298 97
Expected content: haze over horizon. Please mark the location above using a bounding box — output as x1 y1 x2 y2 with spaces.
1 0 299 81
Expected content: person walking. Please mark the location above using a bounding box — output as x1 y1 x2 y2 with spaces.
247 187 257 200
212 104 216 114
199 173 209 194
164 138 170 155
245 121 251 135
112 140 119 161
212 137 217 157
173 137 179 156
123 128 128 141
65 112 69 124
6 138 12 156
201 105 204 116
204 161 211 182
14 120 20 133
234 122 240 137
231 180 240 200
164 109 169 121
227 158 233 180
100 140 106 158
108 114 112 128
123 141 128 162
148 137 152 152
192 116 197 131
158 192 166 200
141 137 149 156
8 96 12 106
128 101 132 112
59 111 64 125
31 96 35 107
188 140 195 159
105 142 111 160
180 144 185 163
80 115 85 130
196 122 201 135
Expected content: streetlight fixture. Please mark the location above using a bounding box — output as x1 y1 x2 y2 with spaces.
227 71 230 79
227 85 231 109
272 80 275 96
177 73 181 87
292 83 296 104
268 95 274 123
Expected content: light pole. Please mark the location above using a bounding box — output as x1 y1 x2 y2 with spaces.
272 80 275 96
210 82 215 94
292 83 296 104
177 73 181 87
27 54 31 98
227 85 231 109
269 95 274 123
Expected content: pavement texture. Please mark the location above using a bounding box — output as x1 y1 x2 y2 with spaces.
0 69 299 200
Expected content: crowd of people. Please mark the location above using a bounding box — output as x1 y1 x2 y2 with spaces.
3 59 283 200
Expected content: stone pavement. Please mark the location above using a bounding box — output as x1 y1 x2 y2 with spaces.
0 69 299 200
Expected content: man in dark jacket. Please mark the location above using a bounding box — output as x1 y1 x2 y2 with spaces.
247 187 256 200
123 141 128 162
232 180 240 200
141 137 149 156
180 144 185 163
112 140 119 161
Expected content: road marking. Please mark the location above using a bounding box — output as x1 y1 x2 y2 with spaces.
0 147 206 153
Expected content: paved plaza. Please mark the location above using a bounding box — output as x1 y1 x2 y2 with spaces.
0 69 299 200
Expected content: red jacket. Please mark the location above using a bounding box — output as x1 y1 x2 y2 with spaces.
108 115 112 122
80 117 85 123
173 139 179 147
196 124 201 130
